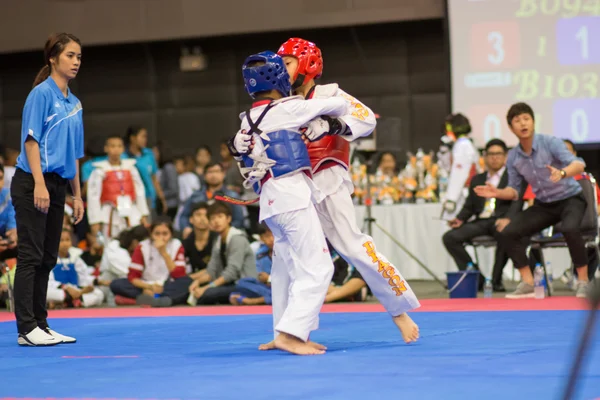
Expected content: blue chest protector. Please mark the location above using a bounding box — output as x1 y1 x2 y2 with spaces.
241 102 311 194
52 262 79 286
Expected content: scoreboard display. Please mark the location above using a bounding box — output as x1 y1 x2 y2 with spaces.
448 0 600 148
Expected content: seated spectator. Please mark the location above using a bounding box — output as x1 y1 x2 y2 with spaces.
109 218 191 307
474 103 590 298
0 164 17 261
98 225 149 306
126 202 220 308
178 163 246 234
188 202 256 305
229 223 273 306
183 202 218 273
47 229 105 308
80 231 103 272
443 139 523 292
325 245 368 303
377 152 398 179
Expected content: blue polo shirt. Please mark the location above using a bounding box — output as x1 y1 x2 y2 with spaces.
126 147 157 206
0 188 16 236
507 134 584 203
16 77 84 180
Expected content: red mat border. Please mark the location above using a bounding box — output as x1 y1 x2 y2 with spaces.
0 297 590 322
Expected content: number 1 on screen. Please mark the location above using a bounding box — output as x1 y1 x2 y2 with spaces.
575 25 589 61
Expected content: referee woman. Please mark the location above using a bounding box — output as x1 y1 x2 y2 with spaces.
12 33 85 346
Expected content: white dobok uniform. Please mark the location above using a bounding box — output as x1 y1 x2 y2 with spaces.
239 95 347 342
87 159 149 239
308 84 421 316
47 247 104 307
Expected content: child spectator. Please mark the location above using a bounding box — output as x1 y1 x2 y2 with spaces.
80 231 103 272
230 223 273 306
87 135 150 240
182 202 218 273
47 229 105 309
188 202 256 305
98 225 149 306
109 218 191 307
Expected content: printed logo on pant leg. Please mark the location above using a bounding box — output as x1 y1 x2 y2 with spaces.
362 241 407 296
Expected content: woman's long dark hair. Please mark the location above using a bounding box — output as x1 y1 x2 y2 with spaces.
33 33 81 88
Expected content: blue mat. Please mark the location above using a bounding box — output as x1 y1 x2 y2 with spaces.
0 311 598 400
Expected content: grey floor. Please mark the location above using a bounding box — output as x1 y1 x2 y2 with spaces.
406 278 577 300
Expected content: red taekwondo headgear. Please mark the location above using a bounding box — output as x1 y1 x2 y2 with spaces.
277 37 323 89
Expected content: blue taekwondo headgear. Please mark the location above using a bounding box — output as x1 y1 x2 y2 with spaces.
242 51 292 99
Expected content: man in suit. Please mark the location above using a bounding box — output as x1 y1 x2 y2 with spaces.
443 139 523 292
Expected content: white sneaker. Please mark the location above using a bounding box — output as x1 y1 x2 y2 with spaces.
575 281 589 299
46 328 76 344
187 293 198 306
17 327 62 346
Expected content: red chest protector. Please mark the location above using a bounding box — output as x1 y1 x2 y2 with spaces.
100 169 136 206
305 87 350 173
307 136 350 172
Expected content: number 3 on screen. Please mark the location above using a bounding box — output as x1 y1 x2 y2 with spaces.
488 32 505 65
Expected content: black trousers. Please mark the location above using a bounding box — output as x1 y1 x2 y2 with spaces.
196 284 236 305
110 276 193 305
12 169 67 334
501 193 588 269
442 218 509 285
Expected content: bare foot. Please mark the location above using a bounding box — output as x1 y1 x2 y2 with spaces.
392 313 420 344
274 333 325 355
258 340 275 351
259 339 327 351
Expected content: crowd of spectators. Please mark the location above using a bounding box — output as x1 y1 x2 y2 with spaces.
0 127 368 309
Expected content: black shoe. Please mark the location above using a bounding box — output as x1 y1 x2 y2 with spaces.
493 283 506 292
